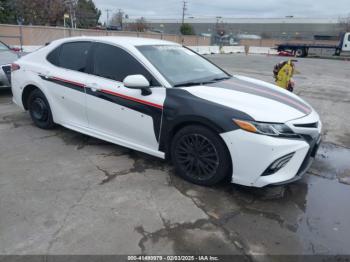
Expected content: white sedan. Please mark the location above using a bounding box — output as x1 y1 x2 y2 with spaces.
11 36 322 187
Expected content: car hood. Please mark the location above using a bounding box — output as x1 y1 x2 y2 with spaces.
0 50 19 66
182 75 313 123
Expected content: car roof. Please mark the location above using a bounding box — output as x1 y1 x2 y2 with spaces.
52 36 180 47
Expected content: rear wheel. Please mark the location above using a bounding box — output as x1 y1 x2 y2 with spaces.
295 48 306 57
171 125 231 186
28 89 55 129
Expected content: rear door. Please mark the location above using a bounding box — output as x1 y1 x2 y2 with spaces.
84 42 166 155
45 41 92 127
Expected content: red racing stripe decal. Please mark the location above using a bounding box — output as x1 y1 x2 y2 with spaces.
101 89 163 110
47 76 163 110
51 77 85 88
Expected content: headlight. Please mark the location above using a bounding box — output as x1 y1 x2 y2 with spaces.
233 119 298 137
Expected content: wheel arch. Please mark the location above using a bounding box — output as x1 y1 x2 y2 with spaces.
161 116 230 160
164 118 233 183
22 84 41 110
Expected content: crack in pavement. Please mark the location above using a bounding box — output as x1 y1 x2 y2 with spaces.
96 165 131 185
0 114 33 129
96 151 168 185
166 174 252 260
135 218 215 255
46 182 92 254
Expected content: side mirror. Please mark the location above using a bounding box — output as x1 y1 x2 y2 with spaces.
123 74 152 96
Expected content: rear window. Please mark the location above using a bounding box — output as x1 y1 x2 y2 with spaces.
47 42 91 72
48 41 91 72
59 42 91 72
47 46 60 66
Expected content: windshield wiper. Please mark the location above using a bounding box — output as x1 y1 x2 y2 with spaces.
174 76 231 87
174 81 205 87
211 76 231 82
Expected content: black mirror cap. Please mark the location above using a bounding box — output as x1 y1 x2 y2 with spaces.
124 84 152 96
141 87 152 96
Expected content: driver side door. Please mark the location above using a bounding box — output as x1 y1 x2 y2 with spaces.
84 42 166 156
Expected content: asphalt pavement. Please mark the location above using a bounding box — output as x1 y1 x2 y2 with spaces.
0 54 349 258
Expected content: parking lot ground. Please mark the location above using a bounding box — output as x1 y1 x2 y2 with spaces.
0 54 350 257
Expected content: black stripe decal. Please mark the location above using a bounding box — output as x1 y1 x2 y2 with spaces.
39 75 85 93
86 88 162 141
158 88 254 153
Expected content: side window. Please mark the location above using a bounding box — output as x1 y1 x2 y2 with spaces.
59 42 91 72
348 34 350 42
93 43 160 86
47 46 60 66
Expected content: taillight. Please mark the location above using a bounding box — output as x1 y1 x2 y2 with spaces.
11 63 20 72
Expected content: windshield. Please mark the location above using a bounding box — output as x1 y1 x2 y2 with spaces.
137 45 230 87
0 42 10 51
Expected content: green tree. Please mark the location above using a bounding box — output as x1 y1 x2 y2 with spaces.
0 0 101 27
0 0 66 26
180 23 195 35
0 0 17 24
75 0 101 28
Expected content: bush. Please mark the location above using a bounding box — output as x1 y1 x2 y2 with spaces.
180 23 195 35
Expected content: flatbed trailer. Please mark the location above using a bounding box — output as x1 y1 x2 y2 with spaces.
276 32 350 57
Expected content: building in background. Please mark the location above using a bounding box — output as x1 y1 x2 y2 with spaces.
135 17 341 42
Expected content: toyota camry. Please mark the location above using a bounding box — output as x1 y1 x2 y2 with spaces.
11 36 322 187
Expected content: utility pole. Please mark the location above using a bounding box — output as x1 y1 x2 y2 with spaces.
64 0 75 28
105 9 112 28
181 1 187 25
73 8 77 28
118 9 124 30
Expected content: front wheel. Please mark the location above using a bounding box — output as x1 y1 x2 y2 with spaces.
171 125 231 186
28 89 55 129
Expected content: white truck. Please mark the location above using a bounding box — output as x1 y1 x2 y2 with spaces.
276 32 350 57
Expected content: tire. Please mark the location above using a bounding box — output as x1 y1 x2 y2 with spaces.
335 48 341 56
171 125 231 186
295 48 306 57
28 89 55 129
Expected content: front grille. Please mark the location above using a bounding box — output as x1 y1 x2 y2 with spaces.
2 65 11 83
294 122 318 128
297 134 321 173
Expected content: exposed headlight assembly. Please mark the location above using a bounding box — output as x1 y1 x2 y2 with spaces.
233 119 298 138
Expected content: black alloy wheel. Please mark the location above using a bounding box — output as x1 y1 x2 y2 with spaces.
171 125 231 186
174 133 219 181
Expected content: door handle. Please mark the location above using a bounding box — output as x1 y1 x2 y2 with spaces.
91 87 101 92
87 83 101 92
42 71 52 79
